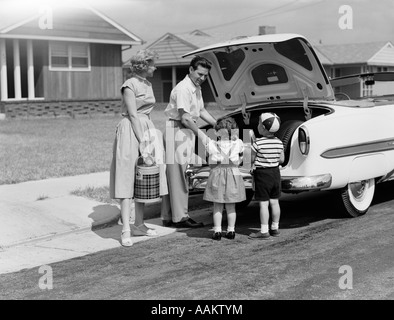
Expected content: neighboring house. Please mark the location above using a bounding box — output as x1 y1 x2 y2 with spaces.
315 42 394 98
124 29 252 103
128 28 394 102
0 4 143 118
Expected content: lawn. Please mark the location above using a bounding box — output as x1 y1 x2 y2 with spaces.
0 103 227 185
0 115 119 184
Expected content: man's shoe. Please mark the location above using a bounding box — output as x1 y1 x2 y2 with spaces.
212 232 222 241
225 231 235 239
248 231 271 240
162 220 174 227
270 229 280 237
174 218 204 228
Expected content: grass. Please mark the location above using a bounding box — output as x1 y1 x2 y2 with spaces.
71 185 117 205
0 103 229 185
36 194 49 201
0 115 119 185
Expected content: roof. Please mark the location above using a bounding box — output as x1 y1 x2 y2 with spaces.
314 41 394 65
126 29 394 68
144 29 255 66
0 3 143 45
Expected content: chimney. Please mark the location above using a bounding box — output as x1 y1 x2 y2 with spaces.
259 26 276 35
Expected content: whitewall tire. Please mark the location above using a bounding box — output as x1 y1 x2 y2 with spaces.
341 178 375 217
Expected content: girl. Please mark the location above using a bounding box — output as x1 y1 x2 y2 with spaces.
197 117 246 240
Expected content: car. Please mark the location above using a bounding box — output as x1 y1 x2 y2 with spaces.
183 33 394 217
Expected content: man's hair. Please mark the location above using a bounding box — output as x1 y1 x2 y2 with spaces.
190 56 212 71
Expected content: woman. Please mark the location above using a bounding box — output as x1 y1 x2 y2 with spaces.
109 49 168 247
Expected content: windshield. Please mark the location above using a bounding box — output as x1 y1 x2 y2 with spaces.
331 72 394 100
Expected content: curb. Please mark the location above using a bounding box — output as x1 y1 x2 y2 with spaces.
0 213 121 250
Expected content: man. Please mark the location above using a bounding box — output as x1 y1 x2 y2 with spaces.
161 56 217 228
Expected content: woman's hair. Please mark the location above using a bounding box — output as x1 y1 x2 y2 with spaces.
128 49 159 74
215 117 239 140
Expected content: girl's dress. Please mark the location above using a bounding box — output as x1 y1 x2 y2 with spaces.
109 76 168 199
203 138 246 203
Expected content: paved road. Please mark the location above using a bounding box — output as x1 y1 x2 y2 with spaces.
1 182 393 300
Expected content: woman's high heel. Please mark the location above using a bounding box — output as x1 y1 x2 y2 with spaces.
131 224 157 237
121 229 133 247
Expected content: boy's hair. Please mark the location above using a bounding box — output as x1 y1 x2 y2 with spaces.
190 56 212 71
128 49 159 74
215 117 238 140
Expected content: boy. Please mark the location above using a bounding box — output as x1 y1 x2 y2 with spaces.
249 112 284 240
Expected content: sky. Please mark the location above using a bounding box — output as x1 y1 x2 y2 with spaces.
0 0 393 60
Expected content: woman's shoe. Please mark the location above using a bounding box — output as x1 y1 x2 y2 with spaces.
131 224 157 237
225 231 235 239
121 229 133 247
212 232 222 241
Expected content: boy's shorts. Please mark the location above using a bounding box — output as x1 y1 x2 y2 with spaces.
253 166 281 201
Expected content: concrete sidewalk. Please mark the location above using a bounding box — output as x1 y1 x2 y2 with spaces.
0 172 213 274
0 172 117 248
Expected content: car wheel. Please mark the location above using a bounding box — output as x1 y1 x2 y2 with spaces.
275 120 304 166
340 178 375 217
236 189 254 210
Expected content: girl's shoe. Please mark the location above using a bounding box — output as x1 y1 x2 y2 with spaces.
212 232 222 241
270 229 280 237
225 231 235 239
121 229 133 247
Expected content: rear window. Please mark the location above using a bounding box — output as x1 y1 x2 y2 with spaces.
251 64 288 86
274 38 313 71
214 48 245 81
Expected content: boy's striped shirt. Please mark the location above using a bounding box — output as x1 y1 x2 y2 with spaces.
252 137 284 168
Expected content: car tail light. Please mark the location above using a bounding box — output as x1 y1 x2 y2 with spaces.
298 126 310 155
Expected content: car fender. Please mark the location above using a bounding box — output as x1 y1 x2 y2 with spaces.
348 154 389 183
282 108 394 189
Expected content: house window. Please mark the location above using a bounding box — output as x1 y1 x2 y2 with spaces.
377 66 388 72
49 42 90 71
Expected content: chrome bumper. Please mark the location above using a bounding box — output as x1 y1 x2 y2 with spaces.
281 174 332 191
186 166 332 192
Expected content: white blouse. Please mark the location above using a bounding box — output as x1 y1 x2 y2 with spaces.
205 138 244 165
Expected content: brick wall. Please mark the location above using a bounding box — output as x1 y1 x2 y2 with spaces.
1 99 122 119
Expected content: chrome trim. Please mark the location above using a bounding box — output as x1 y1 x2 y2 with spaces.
298 126 310 155
186 166 254 190
281 174 332 191
321 138 394 159
187 165 332 192
377 167 394 183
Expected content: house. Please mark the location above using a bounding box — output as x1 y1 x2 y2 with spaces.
124 29 254 103
0 3 143 118
314 42 394 98
130 27 394 102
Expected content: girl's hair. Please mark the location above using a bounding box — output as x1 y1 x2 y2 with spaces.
128 49 159 75
214 117 238 140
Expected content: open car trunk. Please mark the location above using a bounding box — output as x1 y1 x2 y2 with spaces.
198 103 332 167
